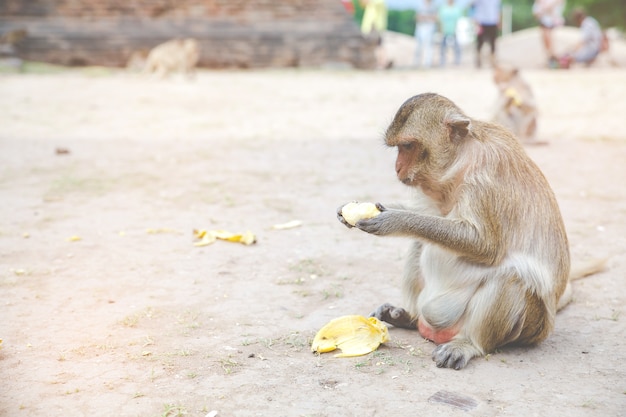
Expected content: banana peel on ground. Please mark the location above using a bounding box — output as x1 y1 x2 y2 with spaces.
311 315 389 358
193 229 256 246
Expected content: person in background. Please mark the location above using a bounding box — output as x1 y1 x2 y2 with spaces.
532 0 565 65
414 0 438 68
438 0 464 67
360 0 393 69
472 0 501 68
560 7 604 68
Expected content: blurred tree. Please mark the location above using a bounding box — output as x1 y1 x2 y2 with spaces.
565 0 625 29
388 9 417 35
503 0 625 31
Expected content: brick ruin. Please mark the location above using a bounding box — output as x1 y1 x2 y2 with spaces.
0 0 376 69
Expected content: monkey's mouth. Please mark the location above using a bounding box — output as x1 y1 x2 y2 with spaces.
399 175 418 186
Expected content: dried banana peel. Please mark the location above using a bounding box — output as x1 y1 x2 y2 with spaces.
272 220 303 230
193 229 256 246
311 315 389 358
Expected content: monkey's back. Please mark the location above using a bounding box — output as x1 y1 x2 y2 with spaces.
451 120 570 300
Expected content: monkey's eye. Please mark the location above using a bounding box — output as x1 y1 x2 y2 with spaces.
399 143 415 151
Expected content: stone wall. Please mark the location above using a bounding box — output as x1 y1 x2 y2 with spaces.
0 0 376 68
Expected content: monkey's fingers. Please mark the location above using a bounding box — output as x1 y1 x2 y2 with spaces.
432 342 472 370
374 202 387 212
336 205 354 229
370 303 417 329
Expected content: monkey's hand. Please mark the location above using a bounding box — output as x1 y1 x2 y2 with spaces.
354 203 400 236
336 204 354 229
370 303 418 329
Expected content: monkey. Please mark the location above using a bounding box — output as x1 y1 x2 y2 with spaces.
144 38 200 79
492 63 542 145
126 49 149 72
337 93 605 370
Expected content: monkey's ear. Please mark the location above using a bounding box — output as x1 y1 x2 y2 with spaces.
446 116 471 142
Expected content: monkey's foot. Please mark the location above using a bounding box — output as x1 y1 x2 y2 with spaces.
432 339 481 370
370 303 417 329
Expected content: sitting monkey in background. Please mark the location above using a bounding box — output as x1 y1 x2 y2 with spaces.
338 93 604 369
492 64 542 144
144 38 200 79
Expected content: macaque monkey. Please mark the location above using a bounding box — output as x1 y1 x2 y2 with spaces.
144 38 200 79
126 49 149 72
337 93 604 369
492 64 541 145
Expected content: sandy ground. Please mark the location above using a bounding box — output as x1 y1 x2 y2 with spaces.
1 65 626 417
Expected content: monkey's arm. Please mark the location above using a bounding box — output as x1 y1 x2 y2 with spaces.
356 204 499 265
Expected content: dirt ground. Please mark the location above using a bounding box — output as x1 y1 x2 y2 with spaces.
1 66 625 417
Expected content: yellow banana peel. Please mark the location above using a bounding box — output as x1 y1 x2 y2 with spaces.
311 315 389 358
193 229 256 246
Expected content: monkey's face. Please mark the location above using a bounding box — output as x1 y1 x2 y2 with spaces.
385 94 470 192
393 140 430 187
493 66 518 90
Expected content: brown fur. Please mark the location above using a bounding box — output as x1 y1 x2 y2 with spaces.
338 93 604 369
492 64 541 144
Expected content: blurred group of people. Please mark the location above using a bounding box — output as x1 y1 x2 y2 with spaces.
360 0 506 69
534 0 605 68
358 0 607 70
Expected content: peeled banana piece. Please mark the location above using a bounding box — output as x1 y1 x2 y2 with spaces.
311 315 389 358
341 202 381 226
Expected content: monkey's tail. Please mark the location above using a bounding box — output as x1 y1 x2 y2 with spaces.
569 258 608 281
557 258 608 311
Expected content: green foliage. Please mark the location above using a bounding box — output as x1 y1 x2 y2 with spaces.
502 0 535 32
503 0 625 31
565 0 626 29
350 0 416 35
352 0 364 25
388 9 417 36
